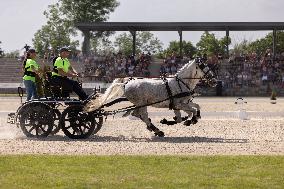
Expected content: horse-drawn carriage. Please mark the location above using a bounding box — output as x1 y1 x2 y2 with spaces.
7 72 104 139
7 58 217 139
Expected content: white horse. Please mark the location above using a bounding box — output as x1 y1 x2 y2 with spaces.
85 59 217 137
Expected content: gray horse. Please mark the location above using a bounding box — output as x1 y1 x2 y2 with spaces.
85 59 217 137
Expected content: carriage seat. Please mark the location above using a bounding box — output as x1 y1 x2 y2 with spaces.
44 72 72 99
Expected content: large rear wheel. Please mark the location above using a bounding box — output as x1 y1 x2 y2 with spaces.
60 105 103 139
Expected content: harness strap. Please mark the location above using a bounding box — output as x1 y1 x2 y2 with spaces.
175 76 192 92
23 64 36 77
103 91 196 116
24 70 36 77
163 78 175 110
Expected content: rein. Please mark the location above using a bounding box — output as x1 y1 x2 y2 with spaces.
101 91 195 117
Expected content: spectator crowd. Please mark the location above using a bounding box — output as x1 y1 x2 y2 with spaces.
18 46 284 95
82 52 151 82
219 49 284 90
71 48 284 93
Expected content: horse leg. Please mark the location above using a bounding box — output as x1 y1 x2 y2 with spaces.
188 102 201 119
175 103 197 126
173 109 189 122
160 109 180 125
160 110 188 125
132 107 165 137
187 102 201 124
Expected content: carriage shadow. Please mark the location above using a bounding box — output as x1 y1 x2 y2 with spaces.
26 135 248 144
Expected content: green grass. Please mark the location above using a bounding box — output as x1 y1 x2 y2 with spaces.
0 155 283 189
0 93 21 97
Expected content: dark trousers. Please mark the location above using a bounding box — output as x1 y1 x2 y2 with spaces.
50 76 88 100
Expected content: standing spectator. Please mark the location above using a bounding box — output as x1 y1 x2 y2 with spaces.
128 64 135 76
23 49 41 101
23 44 30 52
170 64 177 74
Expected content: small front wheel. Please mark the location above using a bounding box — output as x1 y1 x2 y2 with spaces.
16 102 54 138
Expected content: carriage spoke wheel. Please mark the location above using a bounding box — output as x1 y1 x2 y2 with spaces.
60 105 103 139
50 109 61 135
16 102 54 138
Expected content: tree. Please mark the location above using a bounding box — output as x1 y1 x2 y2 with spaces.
196 31 231 56
32 3 78 57
136 32 163 54
59 0 120 55
4 50 19 58
114 33 133 55
230 39 250 56
219 35 231 56
231 31 284 56
247 31 284 55
91 33 115 55
114 31 163 56
164 40 196 58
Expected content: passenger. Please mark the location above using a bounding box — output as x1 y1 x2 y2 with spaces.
51 47 88 100
23 49 41 101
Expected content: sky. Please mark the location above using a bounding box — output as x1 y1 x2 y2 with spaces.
0 0 284 53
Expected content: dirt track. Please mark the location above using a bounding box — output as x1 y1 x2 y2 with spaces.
0 97 283 155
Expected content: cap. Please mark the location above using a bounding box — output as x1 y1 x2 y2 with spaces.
27 48 37 53
59 47 71 53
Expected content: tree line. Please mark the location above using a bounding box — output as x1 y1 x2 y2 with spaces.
27 0 284 58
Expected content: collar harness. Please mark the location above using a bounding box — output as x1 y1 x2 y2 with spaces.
163 61 214 110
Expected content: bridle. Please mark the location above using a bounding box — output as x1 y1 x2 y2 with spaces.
174 59 217 92
195 58 216 83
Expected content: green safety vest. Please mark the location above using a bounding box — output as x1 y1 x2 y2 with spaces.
23 59 39 82
52 57 70 77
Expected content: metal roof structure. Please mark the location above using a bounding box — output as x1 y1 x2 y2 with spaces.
76 22 284 31
76 22 284 56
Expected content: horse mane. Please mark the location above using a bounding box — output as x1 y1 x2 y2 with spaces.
175 59 195 76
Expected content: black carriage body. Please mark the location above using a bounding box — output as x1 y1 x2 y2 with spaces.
13 96 103 139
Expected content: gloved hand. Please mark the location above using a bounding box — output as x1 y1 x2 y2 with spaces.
77 73 84 78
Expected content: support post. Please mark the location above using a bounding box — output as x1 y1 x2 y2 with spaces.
226 30 230 58
178 30 183 58
272 29 277 62
130 30 136 56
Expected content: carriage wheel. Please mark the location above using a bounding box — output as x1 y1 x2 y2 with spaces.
16 102 54 138
60 105 103 139
50 109 61 135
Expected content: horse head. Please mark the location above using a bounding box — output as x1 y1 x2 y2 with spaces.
194 58 217 87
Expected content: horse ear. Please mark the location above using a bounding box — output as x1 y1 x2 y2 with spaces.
195 57 202 64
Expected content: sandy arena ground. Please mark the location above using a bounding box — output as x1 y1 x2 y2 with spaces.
0 97 283 155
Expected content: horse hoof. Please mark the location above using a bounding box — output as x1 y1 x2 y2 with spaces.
166 121 177 125
191 116 198 124
160 118 168 124
184 120 192 126
191 120 198 124
155 131 165 137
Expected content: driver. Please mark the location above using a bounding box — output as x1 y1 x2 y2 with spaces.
50 47 88 100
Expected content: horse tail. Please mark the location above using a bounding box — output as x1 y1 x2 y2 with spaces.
85 79 126 112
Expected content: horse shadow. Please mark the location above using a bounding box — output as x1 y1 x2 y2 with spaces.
26 135 248 144
147 136 248 143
